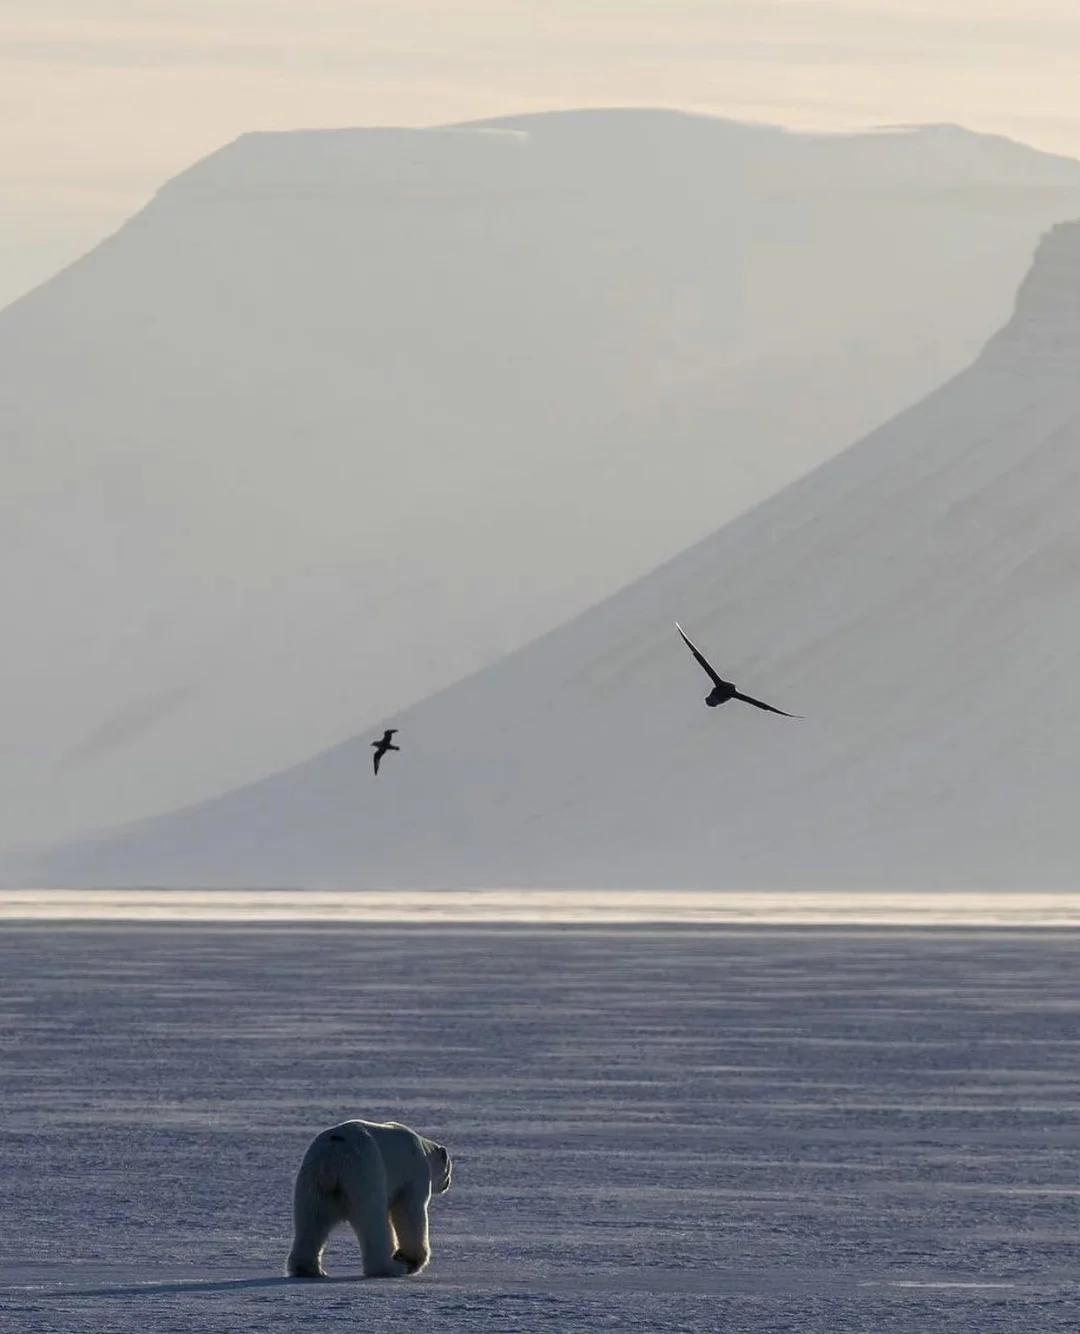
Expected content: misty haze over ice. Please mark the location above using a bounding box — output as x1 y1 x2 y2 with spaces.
23 214 1080 892
5 110 1080 852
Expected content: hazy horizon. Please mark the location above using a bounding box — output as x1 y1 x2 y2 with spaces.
5 887 1080 925
4 1 1080 310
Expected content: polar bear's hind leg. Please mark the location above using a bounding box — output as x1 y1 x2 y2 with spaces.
286 1181 343 1278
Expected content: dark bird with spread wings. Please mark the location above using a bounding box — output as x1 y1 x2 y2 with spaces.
675 623 800 717
371 728 400 775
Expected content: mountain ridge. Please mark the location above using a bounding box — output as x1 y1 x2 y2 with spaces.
15 215 1080 890
5 109 1080 854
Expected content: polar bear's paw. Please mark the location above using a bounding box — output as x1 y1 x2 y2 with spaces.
366 1256 412 1279
286 1260 328 1280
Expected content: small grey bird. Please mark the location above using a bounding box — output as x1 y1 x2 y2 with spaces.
676 623 800 717
371 728 400 775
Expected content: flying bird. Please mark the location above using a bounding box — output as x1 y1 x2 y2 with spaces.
371 728 400 775
675 623 800 717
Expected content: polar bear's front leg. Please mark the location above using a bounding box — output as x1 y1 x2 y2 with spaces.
337 1147 409 1277
347 1192 410 1278
389 1182 432 1274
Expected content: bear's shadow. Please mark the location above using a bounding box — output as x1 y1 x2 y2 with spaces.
43 1274 380 1299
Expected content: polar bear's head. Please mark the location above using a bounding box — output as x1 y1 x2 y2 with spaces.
423 1139 452 1195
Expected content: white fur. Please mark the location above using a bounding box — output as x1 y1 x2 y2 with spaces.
286 1119 452 1279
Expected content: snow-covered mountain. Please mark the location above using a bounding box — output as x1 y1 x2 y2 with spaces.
21 216 1080 891
5 109 1080 853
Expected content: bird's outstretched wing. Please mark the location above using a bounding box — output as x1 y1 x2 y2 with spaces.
373 750 382 775
382 728 398 741
733 691 802 719
675 622 724 687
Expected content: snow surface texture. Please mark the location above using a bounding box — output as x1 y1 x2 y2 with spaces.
26 217 1080 891
2 926 1078 1333
5 111 1080 854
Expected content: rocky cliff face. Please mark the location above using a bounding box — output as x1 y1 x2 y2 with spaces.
982 220 1080 371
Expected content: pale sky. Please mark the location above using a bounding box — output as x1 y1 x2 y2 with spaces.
2 0 1080 309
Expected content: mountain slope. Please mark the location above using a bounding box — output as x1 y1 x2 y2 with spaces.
21 217 1080 891
5 110 1080 852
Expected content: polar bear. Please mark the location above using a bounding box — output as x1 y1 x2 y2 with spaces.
286 1119 452 1279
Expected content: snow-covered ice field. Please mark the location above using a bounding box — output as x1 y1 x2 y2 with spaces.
2 921 1078 1332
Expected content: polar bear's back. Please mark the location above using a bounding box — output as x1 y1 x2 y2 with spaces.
301 1119 425 1193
